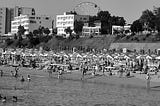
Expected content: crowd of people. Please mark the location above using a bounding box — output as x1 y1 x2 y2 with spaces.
0 48 159 77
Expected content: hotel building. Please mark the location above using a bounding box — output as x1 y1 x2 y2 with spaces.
0 6 35 38
11 14 52 34
56 12 89 35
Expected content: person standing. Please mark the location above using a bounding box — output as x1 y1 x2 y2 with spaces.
58 67 63 79
146 73 151 90
0 70 3 77
27 75 31 82
81 65 86 80
14 67 19 78
20 76 25 83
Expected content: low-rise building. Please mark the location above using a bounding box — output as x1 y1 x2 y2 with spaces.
11 14 52 34
82 26 101 36
112 25 131 35
0 6 36 41
82 20 101 36
56 12 89 35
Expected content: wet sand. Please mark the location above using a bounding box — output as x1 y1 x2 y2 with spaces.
0 66 160 106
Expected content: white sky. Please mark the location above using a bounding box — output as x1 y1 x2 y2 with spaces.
0 0 160 23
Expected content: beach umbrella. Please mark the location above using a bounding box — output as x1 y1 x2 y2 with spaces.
11 51 16 55
156 56 160 60
146 55 152 59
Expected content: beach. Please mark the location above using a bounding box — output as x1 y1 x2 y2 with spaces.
0 66 160 106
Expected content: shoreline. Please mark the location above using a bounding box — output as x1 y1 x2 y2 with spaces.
1 65 160 91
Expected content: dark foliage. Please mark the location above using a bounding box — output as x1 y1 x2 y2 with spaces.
5 38 14 46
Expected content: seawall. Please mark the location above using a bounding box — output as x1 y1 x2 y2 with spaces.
109 43 160 51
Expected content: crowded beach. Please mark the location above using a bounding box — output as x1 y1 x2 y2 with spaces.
0 47 160 105
0 47 160 78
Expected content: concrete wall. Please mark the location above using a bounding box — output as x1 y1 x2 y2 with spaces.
110 43 160 51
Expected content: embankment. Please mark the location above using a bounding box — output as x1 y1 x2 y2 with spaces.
110 43 160 51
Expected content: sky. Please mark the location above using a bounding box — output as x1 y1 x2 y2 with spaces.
0 0 160 24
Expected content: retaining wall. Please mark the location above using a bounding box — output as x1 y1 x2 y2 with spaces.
109 43 160 51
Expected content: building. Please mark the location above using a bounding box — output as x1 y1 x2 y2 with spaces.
82 20 101 36
0 6 36 40
56 12 89 35
82 26 101 36
0 7 13 38
112 25 131 35
11 14 52 34
14 6 35 18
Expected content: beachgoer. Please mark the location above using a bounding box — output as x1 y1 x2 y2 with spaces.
14 67 19 78
2 96 6 103
12 96 17 102
0 94 2 100
109 69 112 76
119 67 123 78
81 66 86 80
27 75 31 82
126 71 130 77
146 73 151 89
20 76 25 82
0 70 3 77
102 65 105 75
58 67 63 79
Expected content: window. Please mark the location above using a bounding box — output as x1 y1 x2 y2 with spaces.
71 16 73 19
46 17 49 20
29 17 35 19
24 25 28 27
36 17 41 19
30 20 36 23
83 18 87 20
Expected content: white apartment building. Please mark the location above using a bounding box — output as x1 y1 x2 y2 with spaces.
82 26 101 36
112 25 131 35
56 12 89 35
11 14 52 34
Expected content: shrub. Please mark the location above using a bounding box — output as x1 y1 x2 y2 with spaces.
5 38 14 46
146 33 151 37
126 36 130 40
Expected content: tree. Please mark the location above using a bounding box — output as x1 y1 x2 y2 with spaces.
97 11 111 22
26 32 33 40
111 16 126 26
139 9 156 31
74 20 84 34
14 34 17 40
17 25 26 39
65 27 73 37
89 16 99 26
33 29 39 36
43 28 50 36
5 38 14 46
154 7 160 32
17 25 26 48
18 25 26 35
38 26 45 35
131 20 143 33
97 11 112 34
